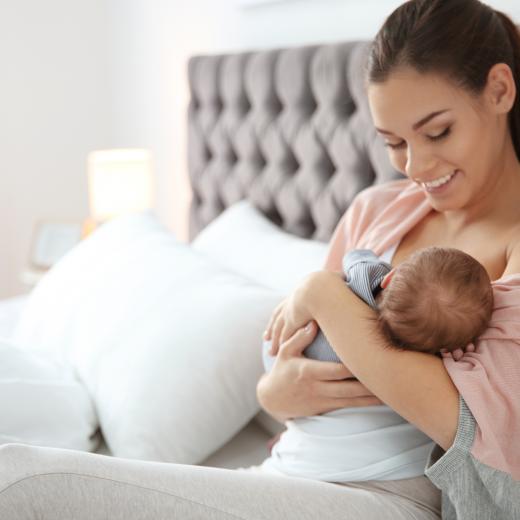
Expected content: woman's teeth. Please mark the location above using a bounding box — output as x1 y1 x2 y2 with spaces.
423 171 456 189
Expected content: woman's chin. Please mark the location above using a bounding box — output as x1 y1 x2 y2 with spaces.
426 196 464 214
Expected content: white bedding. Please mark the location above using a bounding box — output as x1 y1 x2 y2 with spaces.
11 213 283 465
0 295 27 339
0 293 273 466
1 294 100 450
0 202 324 464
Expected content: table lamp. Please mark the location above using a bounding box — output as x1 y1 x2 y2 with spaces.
84 148 154 235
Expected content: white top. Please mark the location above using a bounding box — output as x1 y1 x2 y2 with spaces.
261 241 435 482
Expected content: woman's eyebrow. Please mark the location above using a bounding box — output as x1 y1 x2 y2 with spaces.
375 109 451 135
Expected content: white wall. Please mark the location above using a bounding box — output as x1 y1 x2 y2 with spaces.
2 0 520 299
0 0 113 298
107 0 520 244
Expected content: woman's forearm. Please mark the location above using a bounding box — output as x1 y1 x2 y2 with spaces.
306 271 459 451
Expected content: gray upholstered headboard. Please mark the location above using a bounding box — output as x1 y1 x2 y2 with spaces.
187 40 403 242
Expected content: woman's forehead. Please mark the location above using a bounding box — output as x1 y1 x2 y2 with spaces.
367 69 466 131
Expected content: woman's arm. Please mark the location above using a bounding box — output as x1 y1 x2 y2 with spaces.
303 270 460 451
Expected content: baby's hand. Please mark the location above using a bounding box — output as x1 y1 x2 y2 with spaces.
440 344 476 361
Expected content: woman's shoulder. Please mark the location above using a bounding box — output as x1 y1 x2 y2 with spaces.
348 178 424 223
337 178 428 254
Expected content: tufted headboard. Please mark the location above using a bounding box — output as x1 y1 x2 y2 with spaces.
187 40 403 242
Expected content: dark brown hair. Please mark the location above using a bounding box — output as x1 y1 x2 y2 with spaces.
367 0 520 161
377 247 494 353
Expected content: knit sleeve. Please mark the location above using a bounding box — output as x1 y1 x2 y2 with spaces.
438 275 520 480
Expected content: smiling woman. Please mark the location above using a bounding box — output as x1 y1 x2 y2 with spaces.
368 67 518 213
261 1 520 518
0 1 519 520
375 104 459 191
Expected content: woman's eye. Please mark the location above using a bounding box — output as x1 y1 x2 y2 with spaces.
384 127 452 150
384 141 405 150
429 127 451 141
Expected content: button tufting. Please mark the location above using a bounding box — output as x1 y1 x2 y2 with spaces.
188 43 402 241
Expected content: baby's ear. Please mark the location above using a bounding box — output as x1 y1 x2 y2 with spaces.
381 268 396 289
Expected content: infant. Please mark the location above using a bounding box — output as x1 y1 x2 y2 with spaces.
264 246 494 369
258 246 494 482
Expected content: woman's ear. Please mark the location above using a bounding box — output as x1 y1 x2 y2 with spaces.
380 268 396 289
485 63 516 115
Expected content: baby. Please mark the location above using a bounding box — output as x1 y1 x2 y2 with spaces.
264 246 494 369
257 246 494 482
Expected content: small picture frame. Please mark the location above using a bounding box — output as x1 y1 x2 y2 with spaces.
29 220 83 270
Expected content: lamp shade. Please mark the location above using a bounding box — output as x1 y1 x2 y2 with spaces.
87 148 153 221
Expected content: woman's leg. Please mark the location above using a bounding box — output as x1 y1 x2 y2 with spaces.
0 444 440 520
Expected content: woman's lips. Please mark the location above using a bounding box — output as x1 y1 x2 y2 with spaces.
423 170 460 194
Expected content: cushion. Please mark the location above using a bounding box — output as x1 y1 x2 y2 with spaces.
192 200 329 294
0 339 98 451
12 214 282 464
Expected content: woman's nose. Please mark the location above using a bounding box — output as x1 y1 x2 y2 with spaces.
405 147 437 180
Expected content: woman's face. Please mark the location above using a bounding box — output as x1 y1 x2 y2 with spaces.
367 66 508 213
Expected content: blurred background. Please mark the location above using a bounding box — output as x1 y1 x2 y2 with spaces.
1 0 518 299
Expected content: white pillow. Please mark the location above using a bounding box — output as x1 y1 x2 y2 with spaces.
0 295 28 340
0 339 98 451
13 214 282 464
192 200 329 294
192 201 330 436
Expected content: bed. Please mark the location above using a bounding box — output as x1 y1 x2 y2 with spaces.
0 38 402 469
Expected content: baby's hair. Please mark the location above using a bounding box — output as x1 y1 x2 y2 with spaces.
377 247 494 353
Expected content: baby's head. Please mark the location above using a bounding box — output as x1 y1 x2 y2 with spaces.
376 247 494 354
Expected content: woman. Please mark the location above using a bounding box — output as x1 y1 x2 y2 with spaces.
0 1 518 518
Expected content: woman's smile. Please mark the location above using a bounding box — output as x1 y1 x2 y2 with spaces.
419 170 461 195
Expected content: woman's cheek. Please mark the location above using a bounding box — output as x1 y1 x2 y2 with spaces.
389 151 407 176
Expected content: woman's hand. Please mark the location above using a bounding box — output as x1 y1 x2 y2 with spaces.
263 291 311 356
264 272 344 356
257 321 384 422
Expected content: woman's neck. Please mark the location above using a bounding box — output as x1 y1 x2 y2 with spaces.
442 144 520 235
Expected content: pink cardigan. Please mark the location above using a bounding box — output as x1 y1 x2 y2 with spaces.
323 178 520 480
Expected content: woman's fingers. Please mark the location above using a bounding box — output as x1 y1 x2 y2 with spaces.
305 359 355 380
278 320 318 358
264 305 280 341
258 339 382 420
279 323 295 349
264 300 285 341
266 312 284 354
270 316 286 355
